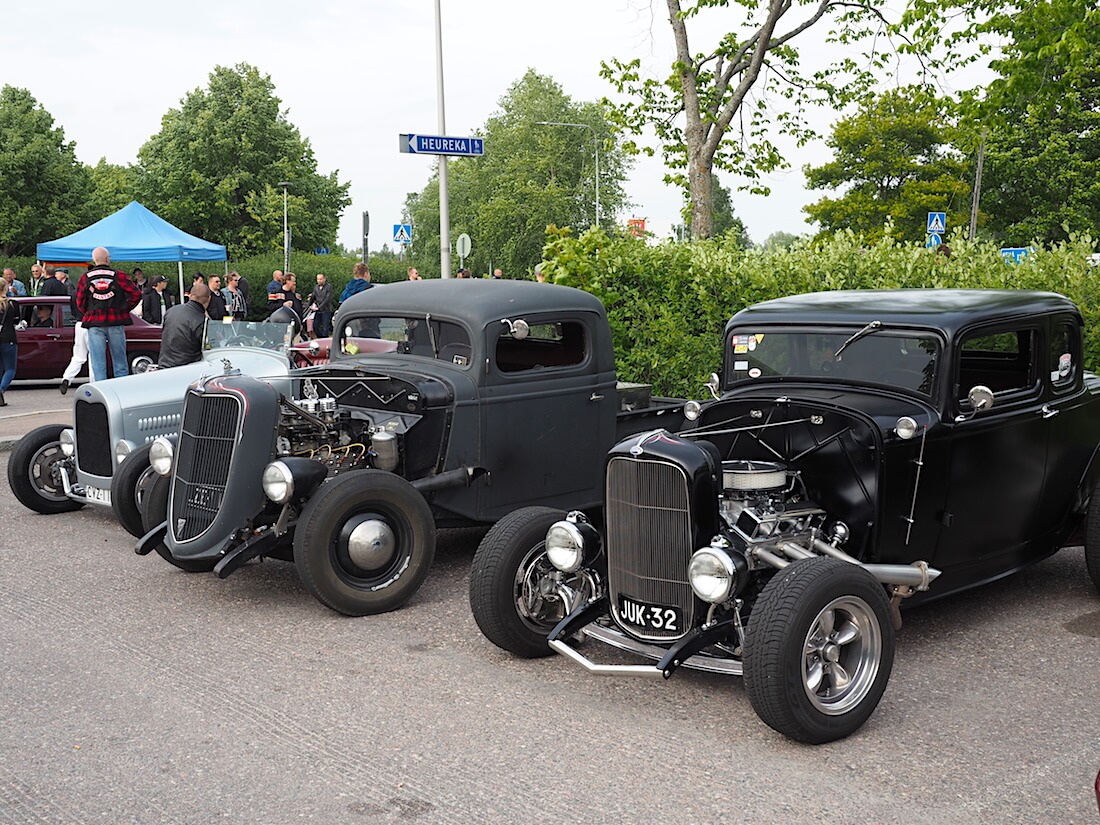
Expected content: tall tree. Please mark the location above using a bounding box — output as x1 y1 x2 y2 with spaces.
803 90 970 241
405 71 629 278
0 86 91 256
683 174 751 245
85 160 136 223
134 64 350 255
601 0 907 239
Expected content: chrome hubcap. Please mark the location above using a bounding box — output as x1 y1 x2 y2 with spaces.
346 519 396 571
802 596 881 715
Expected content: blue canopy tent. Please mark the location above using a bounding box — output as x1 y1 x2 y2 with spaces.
37 201 227 299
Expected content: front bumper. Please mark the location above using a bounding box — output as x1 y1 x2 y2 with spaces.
547 598 744 678
59 465 110 507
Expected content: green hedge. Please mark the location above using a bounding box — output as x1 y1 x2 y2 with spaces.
541 227 1099 397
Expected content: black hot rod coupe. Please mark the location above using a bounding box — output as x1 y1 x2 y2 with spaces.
468 289 1100 743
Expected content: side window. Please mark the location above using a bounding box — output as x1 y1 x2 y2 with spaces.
957 328 1036 399
1048 321 1079 391
496 320 587 373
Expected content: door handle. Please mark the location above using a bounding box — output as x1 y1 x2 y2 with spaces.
47 333 62 339
1041 405 1059 419
590 393 604 402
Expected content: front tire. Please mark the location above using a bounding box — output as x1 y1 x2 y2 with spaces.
1084 480 1100 593
743 557 895 744
294 470 435 616
8 424 83 514
140 474 216 572
129 352 157 374
111 442 155 537
469 506 569 658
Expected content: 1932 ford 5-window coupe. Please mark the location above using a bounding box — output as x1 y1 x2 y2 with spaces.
469 289 1100 743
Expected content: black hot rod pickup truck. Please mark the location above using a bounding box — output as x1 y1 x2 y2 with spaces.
137 280 683 615
468 289 1100 743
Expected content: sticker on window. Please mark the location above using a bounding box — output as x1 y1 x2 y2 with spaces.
1058 352 1072 377
734 360 749 371
734 344 748 353
748 368 761 379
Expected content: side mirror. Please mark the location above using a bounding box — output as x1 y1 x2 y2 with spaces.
705 372 721 400
955 385 995 422
501 318 530 340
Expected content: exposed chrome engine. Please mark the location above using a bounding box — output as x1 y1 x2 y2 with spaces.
276 395 401 475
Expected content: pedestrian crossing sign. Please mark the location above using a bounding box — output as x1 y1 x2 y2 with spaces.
393 224 412 244
927 212 946 235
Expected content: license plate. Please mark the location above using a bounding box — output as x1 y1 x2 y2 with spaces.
617 594 683 634
85 485 111 505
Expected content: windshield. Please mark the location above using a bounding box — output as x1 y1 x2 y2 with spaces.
204 319 294 353
338 316 472 366
725 328 940 396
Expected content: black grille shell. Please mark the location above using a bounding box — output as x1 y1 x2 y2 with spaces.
75 399 111 477
605 455 697 642
170 392 242 541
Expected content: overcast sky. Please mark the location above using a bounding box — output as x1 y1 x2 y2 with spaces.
4 0 945 258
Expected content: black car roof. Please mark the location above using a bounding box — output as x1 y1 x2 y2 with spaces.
336 279 607 327
728 289 1079 337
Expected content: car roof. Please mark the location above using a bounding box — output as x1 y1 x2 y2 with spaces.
729 289 1079 337
336 279 607 327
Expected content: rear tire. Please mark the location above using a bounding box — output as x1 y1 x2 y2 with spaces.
1083 480 1100 593
469 507 569 658
8 424 83 514
129 352 157 374
743 557 895 744
111 442 155 538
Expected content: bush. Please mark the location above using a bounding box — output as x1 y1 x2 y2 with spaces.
542 227 1098 397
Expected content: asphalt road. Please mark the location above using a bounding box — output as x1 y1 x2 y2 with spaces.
2 445 1099 824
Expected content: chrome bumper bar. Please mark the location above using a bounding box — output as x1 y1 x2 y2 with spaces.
549 623 744 678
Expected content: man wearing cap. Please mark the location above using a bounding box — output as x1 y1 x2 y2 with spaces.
76 247 142 381
142 276 175 325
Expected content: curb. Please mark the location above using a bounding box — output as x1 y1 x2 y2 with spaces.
0 410 73 453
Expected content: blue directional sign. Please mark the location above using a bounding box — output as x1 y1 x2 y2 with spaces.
926 234 942 248
1001 247 1031 264
927 212 947 234
400 133 485 157
393 224 412 244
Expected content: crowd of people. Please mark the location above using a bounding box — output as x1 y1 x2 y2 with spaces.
0 253 550 404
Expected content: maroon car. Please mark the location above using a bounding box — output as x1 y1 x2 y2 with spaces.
12 296 162 379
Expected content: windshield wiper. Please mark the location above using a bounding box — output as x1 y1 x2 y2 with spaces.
834 320 882 360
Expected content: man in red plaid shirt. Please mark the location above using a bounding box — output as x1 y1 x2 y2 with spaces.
76 247 142 381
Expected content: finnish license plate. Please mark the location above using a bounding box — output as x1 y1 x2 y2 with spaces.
85 485 111 505
617 594 683 633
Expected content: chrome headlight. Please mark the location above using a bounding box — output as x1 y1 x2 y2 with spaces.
114 439 136 466
262 461 294 504
684 400 702 422
546 520 585 573
149 437 174 476
59 428 76 457
895 416 919 439
688 546 737 604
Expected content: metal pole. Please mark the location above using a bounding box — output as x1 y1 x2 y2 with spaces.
969 130 986 242
435 0 451 279
277 182 292 273
534 121 598 227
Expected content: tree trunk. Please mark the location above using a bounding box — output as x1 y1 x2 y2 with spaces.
689 153 713 239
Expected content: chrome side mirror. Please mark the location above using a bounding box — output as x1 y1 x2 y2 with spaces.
954 385 995 422
501 318 530 340
705 372 720 400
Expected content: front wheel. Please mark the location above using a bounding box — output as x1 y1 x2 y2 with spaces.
111 442 155 537
1084 480 1100 593
8 424 83 514
469 506 572 658
294 470 435 616
743 557 895 744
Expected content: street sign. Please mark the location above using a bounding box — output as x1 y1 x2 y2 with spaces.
393 224 412 244
315 247 330 255
456 233 471 258
400 134 485 157
1001 247 1031 264
927 212 946 235
926 234 942 248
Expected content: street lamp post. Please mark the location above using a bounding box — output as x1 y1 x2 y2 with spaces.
277 181 292 273
534 121 599 228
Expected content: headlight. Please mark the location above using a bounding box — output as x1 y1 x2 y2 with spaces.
262 461 294 504
546 520 585 573
684 400 702 422
59 428 75 457
688 546 737 603
149 437 174 476
895 416 920 439
114 439 135 466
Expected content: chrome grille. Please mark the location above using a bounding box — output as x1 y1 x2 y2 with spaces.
75 399 111 477
605 456 695 641
170 392 241 542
